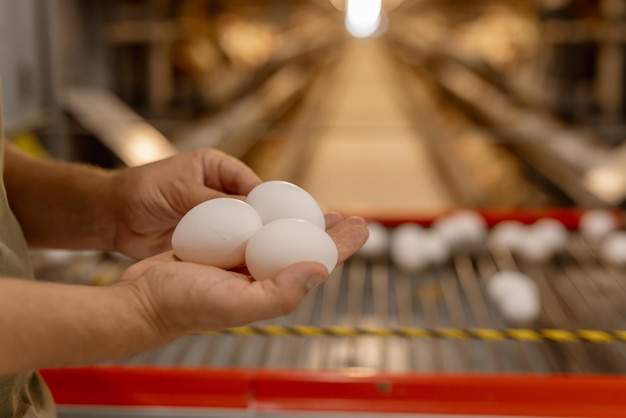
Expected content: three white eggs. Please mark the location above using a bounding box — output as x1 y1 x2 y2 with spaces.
171 181 338 281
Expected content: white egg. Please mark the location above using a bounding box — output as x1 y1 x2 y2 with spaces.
172 198 262 269
390 224 451 271
579 209 620 244
424 231 450 265
391 245 431 272
487 270 540 324
391 223 424 250
357 221 390 258
245 218 338 281
512 219 569 263
487 270 528 301
390 223 429 271
454 210 488 247
600 232 626 266
246 181 325 229
514 230 555 263
487 221 526 252
434 210 487 251
532 218 569 253
432 215 457 245
498 289 541 324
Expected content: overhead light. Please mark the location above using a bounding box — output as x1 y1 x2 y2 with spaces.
345 0 382 38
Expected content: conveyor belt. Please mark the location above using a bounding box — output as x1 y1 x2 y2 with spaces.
35 211 626 417
36 211 626 418
114 241 624 374
33 212 626 375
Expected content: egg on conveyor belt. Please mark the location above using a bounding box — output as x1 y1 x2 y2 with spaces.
487 220 526 253
599 232 626 266
390 223 451 272
579 209 621 245
433 210 487 252
487 270 541 324
510 219 568 264
514 235 553 264
425 230 450 266
517 218 568 263
532 218 569 254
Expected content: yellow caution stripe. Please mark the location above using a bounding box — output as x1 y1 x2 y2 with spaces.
203 326 626 343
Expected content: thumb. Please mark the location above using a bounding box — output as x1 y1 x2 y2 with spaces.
254 262 329 318
274 261 330 292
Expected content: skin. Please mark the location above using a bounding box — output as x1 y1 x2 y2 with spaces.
0 142 369 376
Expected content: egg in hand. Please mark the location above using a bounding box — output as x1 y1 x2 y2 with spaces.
171 198 262 269
245 218 338 281
246 180 326 229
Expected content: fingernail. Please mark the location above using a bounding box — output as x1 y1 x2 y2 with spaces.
305 275 326 290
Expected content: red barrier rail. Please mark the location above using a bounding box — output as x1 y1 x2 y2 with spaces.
41 367 626 417
364 208 623 230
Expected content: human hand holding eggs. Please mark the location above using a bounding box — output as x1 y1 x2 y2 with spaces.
171 181 348 281
117 210 367 334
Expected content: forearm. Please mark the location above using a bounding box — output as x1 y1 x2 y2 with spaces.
3 142 119 250
0 278 168 376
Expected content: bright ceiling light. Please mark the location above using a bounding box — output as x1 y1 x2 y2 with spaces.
345 0 382 38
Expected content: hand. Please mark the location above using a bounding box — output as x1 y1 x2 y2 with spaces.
116 213 368 335
110 149 262 259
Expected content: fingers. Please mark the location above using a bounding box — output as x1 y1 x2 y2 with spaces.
144 250 179 263
177 184 240 213
120 250 178 277
273 261 329 291
243 262 329 322
201 149 262 196
178 149 260 211
324 211 344 229
326 216 369 264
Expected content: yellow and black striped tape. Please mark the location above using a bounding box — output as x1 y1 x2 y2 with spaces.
204 326 626 344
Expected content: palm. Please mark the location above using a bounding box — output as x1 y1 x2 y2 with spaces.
120 253 267 331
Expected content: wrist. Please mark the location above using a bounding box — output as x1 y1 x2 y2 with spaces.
114 268 184 343
96 169 124 252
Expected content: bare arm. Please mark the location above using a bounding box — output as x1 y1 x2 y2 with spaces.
0 278 161 376
3 142 117 250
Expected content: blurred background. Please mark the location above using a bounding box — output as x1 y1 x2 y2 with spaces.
6 0 626 217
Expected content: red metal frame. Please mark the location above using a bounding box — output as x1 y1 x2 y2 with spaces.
41 367 626 417
365 208 623 230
